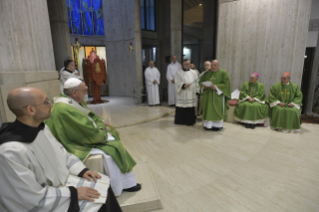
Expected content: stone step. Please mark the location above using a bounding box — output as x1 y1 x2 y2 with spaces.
118 163 163 212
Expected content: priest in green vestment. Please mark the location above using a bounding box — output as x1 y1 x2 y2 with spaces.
234 73 268 129
269 72 303 132
199 60 231 131
45 78 140 196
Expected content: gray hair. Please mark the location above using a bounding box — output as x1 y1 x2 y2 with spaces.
204 61 211 65
63 85 81 96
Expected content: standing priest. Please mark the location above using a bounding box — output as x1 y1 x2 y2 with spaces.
174 59 199 125
199 60 231 131
45 78 141 197
234 73 268 129
0 87 122 212
166 55 182 106
269 72 303 132
144 61 161 106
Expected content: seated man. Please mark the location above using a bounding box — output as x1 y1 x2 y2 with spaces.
234 73 268 129
60 59 82 92
269 72 303 132
0 87 122 212
45 78 141 196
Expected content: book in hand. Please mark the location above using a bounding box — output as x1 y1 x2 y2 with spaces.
65 173 110 204
201 81 213 87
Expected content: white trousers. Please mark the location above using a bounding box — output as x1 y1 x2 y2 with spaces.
91 148 137 196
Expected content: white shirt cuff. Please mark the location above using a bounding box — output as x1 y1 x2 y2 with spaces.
253 97 265 104
270 101 280 108
215 86 223 95
291 102 300 110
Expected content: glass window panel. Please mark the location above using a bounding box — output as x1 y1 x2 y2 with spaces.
145 0 155 31
140 0 145 30
69 0 83 35
81 0 94 35
93 0 104 35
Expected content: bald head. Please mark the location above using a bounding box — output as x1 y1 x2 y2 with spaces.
281 73 291 85
211 60 220 71
7 87 44 118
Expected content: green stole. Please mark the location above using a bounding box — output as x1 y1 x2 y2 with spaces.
45 94 136 173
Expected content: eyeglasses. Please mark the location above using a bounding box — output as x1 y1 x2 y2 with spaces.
22 99 52 109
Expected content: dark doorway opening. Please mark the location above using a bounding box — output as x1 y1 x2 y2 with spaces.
301 48 315 113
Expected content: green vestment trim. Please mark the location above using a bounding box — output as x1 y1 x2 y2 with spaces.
199 68 231 121
269 82 303 130
234 81 269 123
45 94 136 173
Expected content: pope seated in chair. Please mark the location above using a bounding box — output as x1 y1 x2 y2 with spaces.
45 78 141 196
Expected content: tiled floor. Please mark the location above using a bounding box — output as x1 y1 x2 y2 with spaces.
89 98 319 212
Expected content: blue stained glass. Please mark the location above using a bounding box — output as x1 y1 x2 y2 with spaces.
81 0 94 35
145 0 155 31
68 0 82 35
140 0 145 30
93 0 104 35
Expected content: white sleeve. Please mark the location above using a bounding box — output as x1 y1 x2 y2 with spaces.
269 101 280 108
157 69 161 84
215 86 223 95
144 69 153 85
291 102 300 110
166 66 173 81
63 147 87 176
0 148 73 212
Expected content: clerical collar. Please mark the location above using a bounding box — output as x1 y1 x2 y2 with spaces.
65 95 84 107
64 69 73 74
0 120 45 145
282 82 290 85
182 68 190 71
211 69 218 73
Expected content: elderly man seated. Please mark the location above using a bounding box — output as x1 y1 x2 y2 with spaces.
45 78 141 196
269 72 303 132
60 59 82 92
234 73 268 129
0 87 122 212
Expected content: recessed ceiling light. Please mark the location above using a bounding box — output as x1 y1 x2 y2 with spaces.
199 4 202 6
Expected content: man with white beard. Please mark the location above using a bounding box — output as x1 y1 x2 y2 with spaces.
166 55 182 106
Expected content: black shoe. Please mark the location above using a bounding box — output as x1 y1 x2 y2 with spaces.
212 127 222 131
250 124 256 129
123 184 142 192
244 124 250 129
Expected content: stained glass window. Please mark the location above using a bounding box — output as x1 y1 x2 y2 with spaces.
66 0 104 36
141 0 155 31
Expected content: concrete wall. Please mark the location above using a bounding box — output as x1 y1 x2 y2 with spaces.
0 0 56 72
217 0 312 96
0 0 60 124
70 0 142 97
306 0 319 48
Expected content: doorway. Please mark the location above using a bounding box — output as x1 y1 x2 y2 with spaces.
301 48 315 113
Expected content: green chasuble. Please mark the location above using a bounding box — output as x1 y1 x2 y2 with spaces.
199 68 231 121
234 81 269 123
269 82 303 131
45 94 136 173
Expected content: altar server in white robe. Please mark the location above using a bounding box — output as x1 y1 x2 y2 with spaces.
60 59 82 92
144 61 161 106
0 87 122 212
166 55 182 106
174 59 200 125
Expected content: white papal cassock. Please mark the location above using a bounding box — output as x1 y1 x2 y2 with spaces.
166 62 182 105
144 67 161 105
0 123 109 212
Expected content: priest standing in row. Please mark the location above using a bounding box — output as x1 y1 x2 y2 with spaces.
199 60 231 131
174 59 199 125
0 87 122 212
166 55 182 106
144 61 161 106
269 72 303 132
234 73 268 129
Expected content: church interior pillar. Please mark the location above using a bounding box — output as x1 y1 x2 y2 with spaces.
47 0 72 70
0 0 60 124
170 0 183 60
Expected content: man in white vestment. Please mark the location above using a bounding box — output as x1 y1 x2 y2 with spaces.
174 59 199 125
45 78 140 197
59 56 79 77
144 61 161 106
60 59 82 92
166 55 182 106
0 87 122 212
